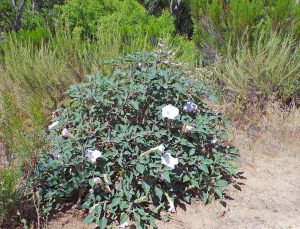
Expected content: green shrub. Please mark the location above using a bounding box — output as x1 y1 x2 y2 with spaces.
0 92 46 163
56 0 175 42
212 30 300 107
31 51 238 228
191 0 300 53
14 27 51 46
0 92 46 226
0 168 19 224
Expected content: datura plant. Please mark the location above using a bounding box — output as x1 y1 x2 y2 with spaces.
31 51 239 228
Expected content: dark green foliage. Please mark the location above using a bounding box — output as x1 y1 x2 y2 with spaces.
31 51 238 228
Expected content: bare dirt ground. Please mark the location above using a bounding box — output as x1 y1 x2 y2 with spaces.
48 103 300 229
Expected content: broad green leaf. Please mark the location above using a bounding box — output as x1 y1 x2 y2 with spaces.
191 179 199 187
183 175 190 182
99 218 108 229
161 172 171 183
200 192 209 203
136 164 145 174
216 179 228 188
199 164 209 174
130 100 139 110
214 187 223 199
83 212 94 224
120 213 129 224
111 197 121 207
142 181 151 194
154 187 163 201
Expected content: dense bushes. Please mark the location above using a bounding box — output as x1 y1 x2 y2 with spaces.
191 0 300 53
57 0 174 44
31 52 238 228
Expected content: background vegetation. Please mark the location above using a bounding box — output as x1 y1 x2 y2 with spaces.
0 0 299 227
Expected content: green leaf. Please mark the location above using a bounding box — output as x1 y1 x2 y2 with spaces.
216 179 228 188
130 100 139 110
154 187 163 201
142 181 151 194
120 213 129 225
161 213 170 222
199 164 209 174
83 212 94 224
183 175 190 182
136 164 145 174
161 172 170 183
200 192 209 203
99 218 108 229
119 200 127 210
134 213 141 226
191 179 199 187
111 197 121 207
214 187 223 199
88 179 95 187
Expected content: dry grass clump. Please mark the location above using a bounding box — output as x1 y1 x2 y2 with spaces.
228 102 300 158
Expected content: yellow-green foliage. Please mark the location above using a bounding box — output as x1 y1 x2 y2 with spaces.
57 0 175 43
0 92 46 161
191 0 300 52
0 168 19 223
212 30 300 106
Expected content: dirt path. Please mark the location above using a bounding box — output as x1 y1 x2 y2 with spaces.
49 104 300 229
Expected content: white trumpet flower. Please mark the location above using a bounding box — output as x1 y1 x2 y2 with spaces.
212 137 218 144
162 104 179 120
85 150 102 163
161 153 179 169
119 221 129 228
62 128 73 138
156 144 165 153
93 177 101 184
48 121 59 130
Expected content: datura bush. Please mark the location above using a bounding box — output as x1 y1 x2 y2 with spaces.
31 52 239 228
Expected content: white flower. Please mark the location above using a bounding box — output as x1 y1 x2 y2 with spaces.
48 121 59 130
162 104 179 120
89 188 94 194
161 153 179 169
62 128 73 138
119 221 129 228
183 125 193 133
212 137 218 144
186 125 193 131
168 204 176 213
156 144 165 153
166 195 176 213
183 101 198 113
93 177 101 184
53 153 61 159
85 150 102 163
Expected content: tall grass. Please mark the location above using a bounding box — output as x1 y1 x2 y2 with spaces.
212 30 300 108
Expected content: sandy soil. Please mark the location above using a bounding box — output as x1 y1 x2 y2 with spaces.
48 104 300 229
